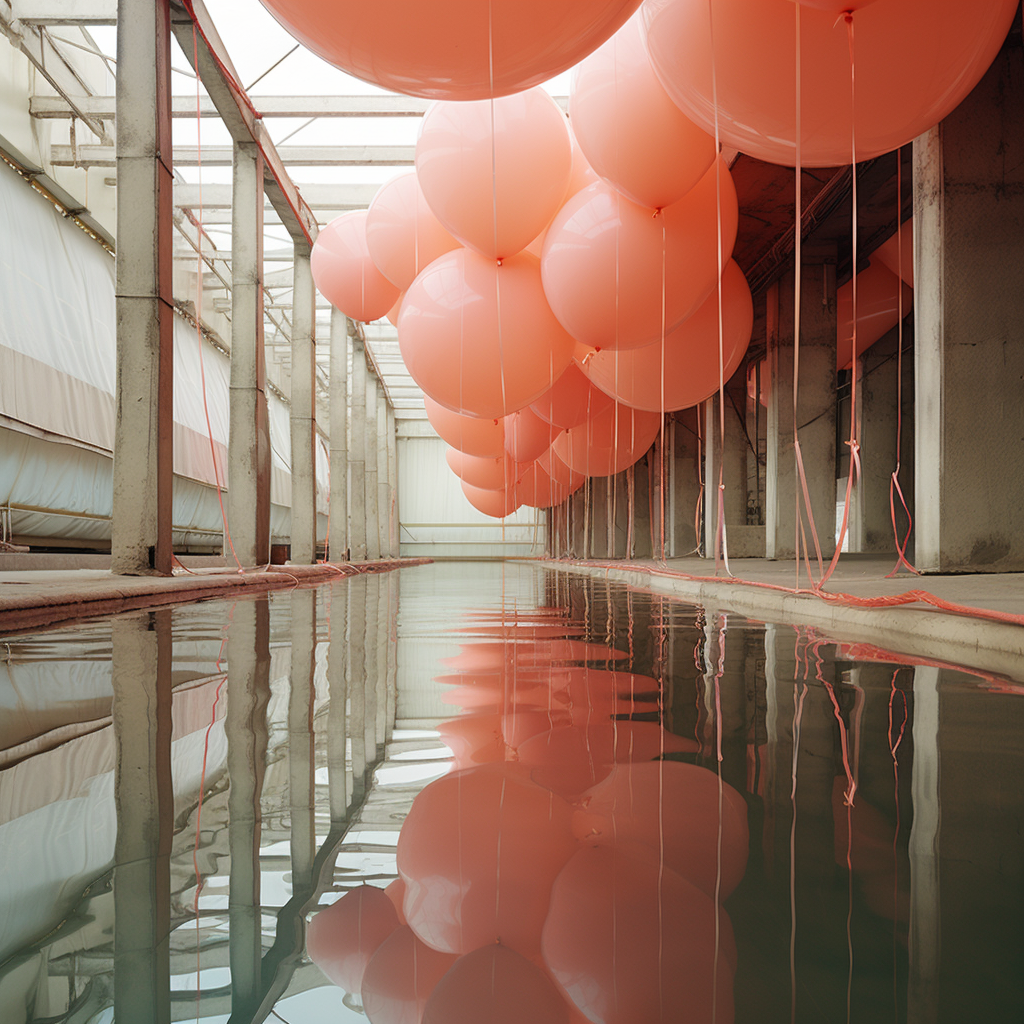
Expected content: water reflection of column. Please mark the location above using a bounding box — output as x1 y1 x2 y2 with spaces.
908 666 940 1024
364 574 384 758
289 589 317 889
348 577 368 798
701 613 749 795
112 610 173 1024
327 584 350 824
226 598 271 1017
384 572 399 745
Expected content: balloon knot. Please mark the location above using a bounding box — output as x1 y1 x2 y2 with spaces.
835 10 854 28
496 258 503 267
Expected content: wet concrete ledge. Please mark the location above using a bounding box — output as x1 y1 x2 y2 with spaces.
0 558 432 634
542 556 1024 681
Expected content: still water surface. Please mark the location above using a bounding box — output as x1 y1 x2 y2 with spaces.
1 562 1022 1023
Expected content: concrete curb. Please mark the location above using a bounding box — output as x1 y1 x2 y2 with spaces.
0 558 432 634
548 560 1024 680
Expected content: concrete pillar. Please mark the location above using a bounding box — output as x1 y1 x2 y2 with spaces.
387 405 398 556
349 335 368 560
766 267 837 561
908 666 941 1024
290 250 317 563
703 385 748 559
848 329 915 553
347 576 368 797
913 46 1024 572
225 599 270 1018
328 310 350 562
671 412 703 556
288 589 316 887
327 584 350 823
227 141 271 566
111 0 174 576
376 392 389 558
365 373 381 560
112 609 172 1024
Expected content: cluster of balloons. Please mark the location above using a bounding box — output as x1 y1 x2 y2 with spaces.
309 11 756 519
306 610 750 1023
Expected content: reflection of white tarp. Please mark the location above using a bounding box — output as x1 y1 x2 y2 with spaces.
0 159 327 545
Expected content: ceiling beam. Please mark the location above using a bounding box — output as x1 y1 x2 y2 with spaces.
10 0 116 24
52 143 415 168
168 0 317 247
175 181 378 211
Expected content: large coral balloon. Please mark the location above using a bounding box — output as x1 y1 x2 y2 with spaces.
311 211 400 323
362 926 458 1024
504 407 560 463
581 259 753 412
366 173 460 291
551 403 661 478
570 14 715 210
446 449 521 491
461 481 520 520
424 396 505 458
542 842 736 1024
306 886 400 993
399 249 574 419
541 159 738 350
397 763 577 957
642 0 1018 167
573 761 750 898
423 944 571 1024
259 0 643 101
531 363 614 430
417 89 572 260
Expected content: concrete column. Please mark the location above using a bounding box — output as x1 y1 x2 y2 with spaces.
328 310 350 562
111 0 174 576
227 141 271 566
913 46 1024 572
376 392 389 558
766 267 837 561
387 405 398 556
290 250 317 563
848 329 914 553
289 589 316 887
908 666 941 1024
112 609 172 1024
347 576 368 797
225 599 270 1018
671 412 703 556
365 373 381 560
349 335 368 560
327 584 350 823
703 385 748 559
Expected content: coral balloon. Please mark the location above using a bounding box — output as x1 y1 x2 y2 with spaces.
446 449 521 491
642 0 1018 166
416 89 572 259
542 158 738 349
385 294 405 328
538 449 586 491
259 0 643 101
460 481 520 519
531 363 614 430
517 722 697 799
384 879 408 925
515 462 577 510
399 249 575 418
424 395 505 457
504 407 560 463
437 713 506 766
423 944 570 1024
552 403 661 478
797 0 879 12
306 886 400 993
397 763 578 957
366 173 460 291
570 14 716 210
582 259 753 412
542 842 736 1024
362 926 458 1024
836 260 913 371
311 211 400 322
573 761 750 899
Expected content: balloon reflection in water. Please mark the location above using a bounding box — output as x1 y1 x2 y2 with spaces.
308 617 748 1024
